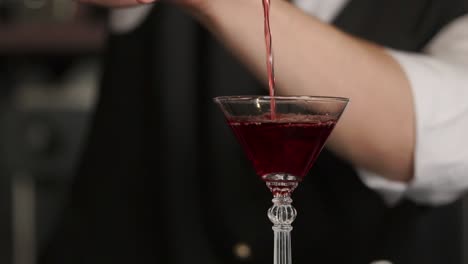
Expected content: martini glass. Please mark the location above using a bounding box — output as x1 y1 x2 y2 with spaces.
214 96 348 264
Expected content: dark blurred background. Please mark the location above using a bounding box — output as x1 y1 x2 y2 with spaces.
1 1 468 264
0 1 104 263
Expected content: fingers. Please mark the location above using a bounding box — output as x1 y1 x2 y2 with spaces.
76 0 157 7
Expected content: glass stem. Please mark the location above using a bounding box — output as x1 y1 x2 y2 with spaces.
268 196 297 264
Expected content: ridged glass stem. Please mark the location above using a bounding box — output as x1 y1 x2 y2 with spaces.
268 196 297 264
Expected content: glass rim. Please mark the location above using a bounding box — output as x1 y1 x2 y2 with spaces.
213 95 349 103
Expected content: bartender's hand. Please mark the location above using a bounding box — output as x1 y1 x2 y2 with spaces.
77 0 201 8
77 0 155 7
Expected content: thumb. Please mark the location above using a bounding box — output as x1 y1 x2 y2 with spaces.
77 0 157 7
136 0 157 3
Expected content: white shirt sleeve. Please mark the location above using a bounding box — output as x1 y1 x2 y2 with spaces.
359 14 468 206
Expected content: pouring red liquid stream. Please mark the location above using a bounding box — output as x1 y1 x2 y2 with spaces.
262 0 277 118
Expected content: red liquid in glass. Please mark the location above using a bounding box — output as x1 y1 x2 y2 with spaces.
262 0 277 117
228 114 336 180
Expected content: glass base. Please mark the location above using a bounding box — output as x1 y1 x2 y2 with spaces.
262 173 299 197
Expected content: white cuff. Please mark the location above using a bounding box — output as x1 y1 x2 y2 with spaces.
358 168 408 206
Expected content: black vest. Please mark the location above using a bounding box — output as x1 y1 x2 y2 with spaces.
41 1 468 264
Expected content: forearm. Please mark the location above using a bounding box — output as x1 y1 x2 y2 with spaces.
192 0 415 182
